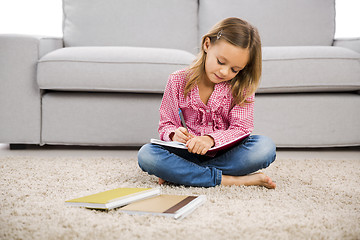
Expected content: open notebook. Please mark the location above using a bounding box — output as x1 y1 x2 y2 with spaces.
151 132 250 157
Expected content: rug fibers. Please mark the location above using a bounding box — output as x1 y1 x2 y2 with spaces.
0 155 359 239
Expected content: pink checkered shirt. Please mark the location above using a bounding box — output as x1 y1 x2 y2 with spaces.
159 69 254 147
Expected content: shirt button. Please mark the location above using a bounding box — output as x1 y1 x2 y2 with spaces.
208 122 213 126
206 109 210 113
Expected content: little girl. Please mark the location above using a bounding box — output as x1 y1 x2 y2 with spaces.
138 17 276 189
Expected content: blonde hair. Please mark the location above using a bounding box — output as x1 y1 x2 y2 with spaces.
185 17 262 106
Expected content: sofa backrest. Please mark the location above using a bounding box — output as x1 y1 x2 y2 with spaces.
63 0 336 51
199 0 335 46
62 0 198 53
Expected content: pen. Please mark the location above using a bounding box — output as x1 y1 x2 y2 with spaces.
178 108 188 131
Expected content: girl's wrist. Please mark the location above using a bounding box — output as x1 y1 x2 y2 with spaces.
206 135 215 147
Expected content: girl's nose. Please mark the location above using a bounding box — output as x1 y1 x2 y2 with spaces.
219 67 229 77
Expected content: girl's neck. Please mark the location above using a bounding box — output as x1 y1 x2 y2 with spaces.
197 76 215 105
198 75 215 89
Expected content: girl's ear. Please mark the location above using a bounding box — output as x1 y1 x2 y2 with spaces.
203 37 211 53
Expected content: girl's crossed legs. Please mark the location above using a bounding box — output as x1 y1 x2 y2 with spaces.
138 135 276 188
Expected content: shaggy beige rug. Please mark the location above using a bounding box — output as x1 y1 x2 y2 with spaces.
0 155 359 239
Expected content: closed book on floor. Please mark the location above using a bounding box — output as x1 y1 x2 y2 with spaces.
65 188 160 210
120 194 206 220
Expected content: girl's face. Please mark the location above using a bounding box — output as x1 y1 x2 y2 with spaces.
203 37 249 85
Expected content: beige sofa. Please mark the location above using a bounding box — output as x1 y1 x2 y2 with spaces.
0 0 359 148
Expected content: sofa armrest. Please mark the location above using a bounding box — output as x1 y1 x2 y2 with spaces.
0 34 63 144
333 38 360 54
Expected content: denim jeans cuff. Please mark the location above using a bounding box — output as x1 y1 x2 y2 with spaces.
216 169 222 186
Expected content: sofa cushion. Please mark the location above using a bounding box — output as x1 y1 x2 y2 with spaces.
259 46 360 93
42 92 161 145
62 0 199 53
37 47 195 93
199 0 335 46
253 93 360 147
38 46 359 94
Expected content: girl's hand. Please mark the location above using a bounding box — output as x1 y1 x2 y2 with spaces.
186 136 215 155
171 127 194 144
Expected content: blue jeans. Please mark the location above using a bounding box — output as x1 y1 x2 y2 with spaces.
137 135 276 187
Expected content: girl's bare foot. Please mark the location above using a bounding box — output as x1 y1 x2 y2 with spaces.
158 178 166 185
221 172 276 189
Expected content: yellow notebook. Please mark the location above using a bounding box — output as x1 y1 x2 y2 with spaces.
65 188 160 210
120 194 206 220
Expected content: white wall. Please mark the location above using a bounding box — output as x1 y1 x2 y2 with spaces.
0 0 359 38
335 0 360 38
0 0 63 37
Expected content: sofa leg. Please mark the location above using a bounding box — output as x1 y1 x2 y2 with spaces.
9 144 27 150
